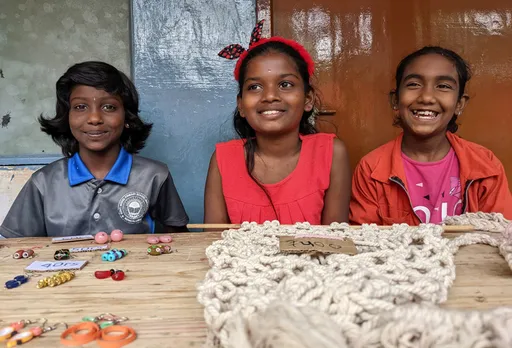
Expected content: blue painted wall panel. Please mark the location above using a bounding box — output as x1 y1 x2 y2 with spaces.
132 0 255 223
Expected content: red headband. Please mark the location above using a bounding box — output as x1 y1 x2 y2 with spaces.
218 20 315 81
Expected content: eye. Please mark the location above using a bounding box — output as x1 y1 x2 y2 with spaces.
73 104 87 111
438 83 454 90
247 84 262 91
405 81 421 88
279 81 294 88
102 104 117 112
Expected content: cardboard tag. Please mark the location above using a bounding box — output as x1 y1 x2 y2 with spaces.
69 245 109 253
51 235 94 244
25 260 88 272
279 235 357 255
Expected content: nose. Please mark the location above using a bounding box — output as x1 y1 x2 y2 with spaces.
262 85 280 103
417 85 436 104
87 107 104 125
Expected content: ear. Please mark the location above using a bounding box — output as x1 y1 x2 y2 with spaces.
237 95 245 118
304 89 314 112
389 89 398 110
455 94 469 116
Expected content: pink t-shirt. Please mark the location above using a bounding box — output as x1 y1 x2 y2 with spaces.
401 148 462 224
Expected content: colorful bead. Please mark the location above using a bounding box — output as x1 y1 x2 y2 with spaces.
147 245 163 256
110 229 124 242
94 270 114 279
14 275 28 284
101 249 127 262
54 249 70 260
5 280 20 289
111 270 125 281
22 249 34 258
36 271 75 288
13 250 24 259
95 232 109 244
159 235 172 243
147 236 160 245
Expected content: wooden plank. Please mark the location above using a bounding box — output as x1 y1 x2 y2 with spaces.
187 223 476 232
0 232 511 347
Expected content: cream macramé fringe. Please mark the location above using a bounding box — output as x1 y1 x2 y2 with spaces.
198 213 512 348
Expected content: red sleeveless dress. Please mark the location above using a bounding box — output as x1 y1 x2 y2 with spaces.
215 133 335 224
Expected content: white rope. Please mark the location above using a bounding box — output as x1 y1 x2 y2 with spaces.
197 214 512 348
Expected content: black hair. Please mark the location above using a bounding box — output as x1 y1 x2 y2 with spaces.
39 61 153 157
234 41 318 218
391 46 472 133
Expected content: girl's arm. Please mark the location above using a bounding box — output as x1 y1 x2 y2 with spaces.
322 138 351 224
204 151 230 225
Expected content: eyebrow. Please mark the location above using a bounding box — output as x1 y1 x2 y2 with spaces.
245 73 300 83
70 96 121 102
403 73 458 84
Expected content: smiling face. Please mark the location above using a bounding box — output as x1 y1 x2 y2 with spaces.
237 52 313 136
395 53 467 139
69 85 125 155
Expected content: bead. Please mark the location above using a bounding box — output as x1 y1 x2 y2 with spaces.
54 249 70 260
22 249 34 258
111 270 125 281
147 245 163 256
82 316 97 322
31 326 43 337
14 275 28 284
13 250 24 259
147 236 160 244
110 229 124 242
11 321 25 331
94 270 112 279
162 245 172 254
159 235 172 243
5 280 20 289
99 321 114 329
95 232 109 244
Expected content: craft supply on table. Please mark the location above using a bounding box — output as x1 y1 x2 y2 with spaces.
147 245 172 256
12 249 35 259
146 235 172 244
82 313 129 328
6 321 66 347
94 269 125 281
25 260 88 272
52 235 94 244
36 271 75 288
4 274 33 289
101 249 128 262
54 249 71 260
110 230 124 242
0 319 47 342
95 232 109 244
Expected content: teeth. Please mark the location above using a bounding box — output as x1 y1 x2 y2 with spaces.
413 110 437 117
261 110 281 115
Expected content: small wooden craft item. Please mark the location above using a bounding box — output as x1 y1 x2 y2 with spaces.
279 235 358 255
52 235 95 244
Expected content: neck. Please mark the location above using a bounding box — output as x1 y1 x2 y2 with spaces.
401 131 451 162
78 145 121 180
254 131 301 158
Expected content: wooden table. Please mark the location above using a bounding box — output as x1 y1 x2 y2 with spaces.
1 232 511 347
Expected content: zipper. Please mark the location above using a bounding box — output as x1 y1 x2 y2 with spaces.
461 179 474 213
389 176 422 223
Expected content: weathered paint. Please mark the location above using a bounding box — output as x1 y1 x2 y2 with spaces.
0 167 38 224
0 0 130 156
132 0 256 223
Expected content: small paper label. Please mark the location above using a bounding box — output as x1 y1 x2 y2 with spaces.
51 235 94 243
69 245 109 253
279 236 357 255
25 260 88 272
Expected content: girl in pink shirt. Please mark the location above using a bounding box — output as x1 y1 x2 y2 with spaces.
204 20 351 225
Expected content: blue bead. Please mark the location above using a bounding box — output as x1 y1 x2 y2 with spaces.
14 275 28 284
5 280 20 289
107 253 116 262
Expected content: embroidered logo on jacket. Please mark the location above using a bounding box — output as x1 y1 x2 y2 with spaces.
118 192 149 224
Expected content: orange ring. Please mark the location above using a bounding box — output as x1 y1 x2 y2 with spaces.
60 322 100 346
96 325 136 348
100 325 130 341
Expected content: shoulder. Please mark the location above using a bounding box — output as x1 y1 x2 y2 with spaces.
332 137 349 161
215 139 244 151
30 157 68 185
449 133 505 169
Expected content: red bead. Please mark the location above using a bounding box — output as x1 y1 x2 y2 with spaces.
13 250 24 259
112 271 125 281
94 270 112 279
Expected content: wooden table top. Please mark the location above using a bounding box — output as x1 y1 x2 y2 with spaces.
1 232 511 347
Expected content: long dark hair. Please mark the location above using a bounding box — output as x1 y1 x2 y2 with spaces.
39 61 153 157
392 46 472 133
234 40 318 218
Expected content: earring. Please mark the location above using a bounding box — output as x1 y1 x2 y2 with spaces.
125 124 130 128
6 321 66 348
0 319 46 342
392 105 398 110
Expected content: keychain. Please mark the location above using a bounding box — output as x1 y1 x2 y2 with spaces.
0 319 46 342
6 321 66 347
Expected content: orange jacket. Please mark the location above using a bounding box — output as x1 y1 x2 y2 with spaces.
349 132 512 225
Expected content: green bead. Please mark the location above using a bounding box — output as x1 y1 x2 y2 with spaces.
82 316 96 322
100 321 113 329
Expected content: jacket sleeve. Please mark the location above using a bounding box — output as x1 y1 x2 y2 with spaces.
479 157 512 220
349 160 383 225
